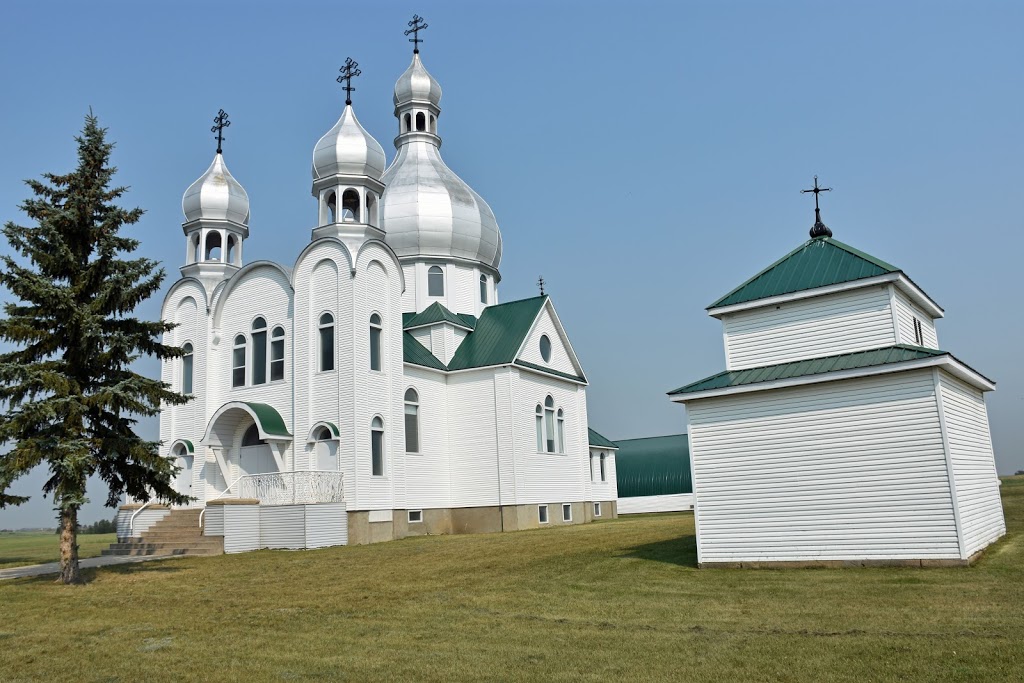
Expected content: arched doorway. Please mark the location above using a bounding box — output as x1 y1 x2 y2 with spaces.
201 401 293 497
171 442 194 505
239 424 275 476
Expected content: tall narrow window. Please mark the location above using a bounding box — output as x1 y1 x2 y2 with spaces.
589 452 595 481
600 454 607 482
232 335 246 387
326 192 337 223
205 231 222 261
404 113 411 133
369 313 382 371
181 343 194 395
427 266 444 297
226 235 236 265
251 317 267 385
404 388 420 453
535 405 544 452
913 317 923 345
371 417 384 476
192 234 200 263
319 313 335 372
270 326 285 381
544 396 556 453
480 274 488 304
556 408 565 453
416 112 426 131
342 189 360 222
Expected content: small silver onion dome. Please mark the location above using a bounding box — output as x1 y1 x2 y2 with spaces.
312 105 386 180
393 53 442 108
380 140 502 269
182 153 250 225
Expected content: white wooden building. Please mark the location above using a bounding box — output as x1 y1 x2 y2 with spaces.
139 47 615 551
669 212 1005 568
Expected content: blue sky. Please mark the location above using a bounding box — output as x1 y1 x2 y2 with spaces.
1 1 1022 528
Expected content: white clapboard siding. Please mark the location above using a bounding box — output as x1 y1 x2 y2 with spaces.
618 493 695 515
688 370 960 562
447 370 501 507
222 504 261 553
518 304 582 379
202 506 224 537
722 285 896 370
892 288 939 348
512 371 587 505
589 451 618 502
305 502 348 547
117 508 170 539
260 505 306 549
938 372 1005 556
404 367 452 509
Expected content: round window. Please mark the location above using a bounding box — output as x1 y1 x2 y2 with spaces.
539 335 552 362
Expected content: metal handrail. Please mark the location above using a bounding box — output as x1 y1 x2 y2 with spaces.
198 470 345 528
198 474 247 529
128 500 154 536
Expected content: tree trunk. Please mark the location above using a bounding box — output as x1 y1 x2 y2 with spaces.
58 506 82 585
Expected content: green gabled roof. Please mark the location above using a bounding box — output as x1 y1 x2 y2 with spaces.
516 360 585 383
587 428 618 449
245 402 291 437
404 302 473 331
710 236 899 310
447 296 548 371
615 434 692 497
402 312 416 327
455 313 477 330
668 345 945 396
403 332 448 371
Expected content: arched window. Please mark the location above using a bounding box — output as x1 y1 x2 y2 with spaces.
403 113 411 133
557 408 565 453
241 424 264 447
479 274 488 304
314 426 336 471
404 388 420 453
599 453 607 482
369 313 382 371
251 317 267 385
205 231 222 261
539 335 552 363
427 266 444 297
192 234 200 263
181 343 194 395
326 191 337 223
270 326 285 381
589 452 595 481
535 404 544 452
371 417 384 476
544 396 556 453
416 112 426 131
429 115 436 134
319 313 335 372
226 235 237 265
365 193 378 227
342 189 360 222
232 334 246 387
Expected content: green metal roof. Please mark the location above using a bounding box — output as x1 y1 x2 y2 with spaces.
669 345 945 396
404 302 473 330
515 360 585 383
447 296 548 371
710 236 899 309
587 428 618 449
403 332 448 371
245 402 291 437
615 434 692 497
180 439 194 454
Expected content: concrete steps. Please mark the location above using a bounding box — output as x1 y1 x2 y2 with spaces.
102 508 223 558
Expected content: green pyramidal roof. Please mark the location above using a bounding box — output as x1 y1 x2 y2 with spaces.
403 332 448 371
587 428 618 449
710 236 899 310
404 302 474 331
447 296 548 371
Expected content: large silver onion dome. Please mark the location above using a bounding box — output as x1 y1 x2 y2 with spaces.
182 153 249 224
393 53 442 108
380 144 502 268
312 104 386 180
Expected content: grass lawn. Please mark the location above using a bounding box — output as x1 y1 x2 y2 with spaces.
1 478 1021 682
0 532 117 570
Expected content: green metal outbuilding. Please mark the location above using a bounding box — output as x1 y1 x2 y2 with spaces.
614 434 694 514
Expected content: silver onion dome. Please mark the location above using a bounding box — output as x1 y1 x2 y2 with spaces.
312 104 386 180
393 53 442 109
182 153 250 225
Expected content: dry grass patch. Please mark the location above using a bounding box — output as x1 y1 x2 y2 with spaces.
1 479 1022 682
0 532 116 570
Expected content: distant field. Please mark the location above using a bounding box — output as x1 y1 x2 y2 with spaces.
1 478 1021 682
0 532 116 570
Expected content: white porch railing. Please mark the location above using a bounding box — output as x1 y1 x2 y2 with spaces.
237 470 345 506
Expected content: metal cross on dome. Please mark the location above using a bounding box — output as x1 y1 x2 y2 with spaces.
337 57 361 106
537 276 546 296
405 14 428 53
801 175 834 238
801 175 832 212
211 109 230 155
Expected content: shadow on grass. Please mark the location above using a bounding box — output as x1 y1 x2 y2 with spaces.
622 534 699 568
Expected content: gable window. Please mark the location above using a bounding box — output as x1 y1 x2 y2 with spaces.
371 416 385 476
479 274 488 304
319 313 335 372
557 408 565 453
544 396 556 453
404 388 420 453
232 334 246 388
427 266 444 297
600 453 607 482
369 313 382 371
181 342 194 395
562 504 572 522
270 326 285 381
538 505 549 524
913 316 924 345
251 317 267 385
539 334 552 362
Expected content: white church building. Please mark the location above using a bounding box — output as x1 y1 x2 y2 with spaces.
142 46 617 550
670 201 1005 568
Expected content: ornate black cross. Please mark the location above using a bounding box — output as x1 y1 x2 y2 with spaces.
405 14 428 53
537 276 546 296
801 176 833 238
337 57 361 105
211 109 230 155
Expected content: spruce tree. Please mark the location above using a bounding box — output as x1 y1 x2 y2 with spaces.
0 113 190 584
